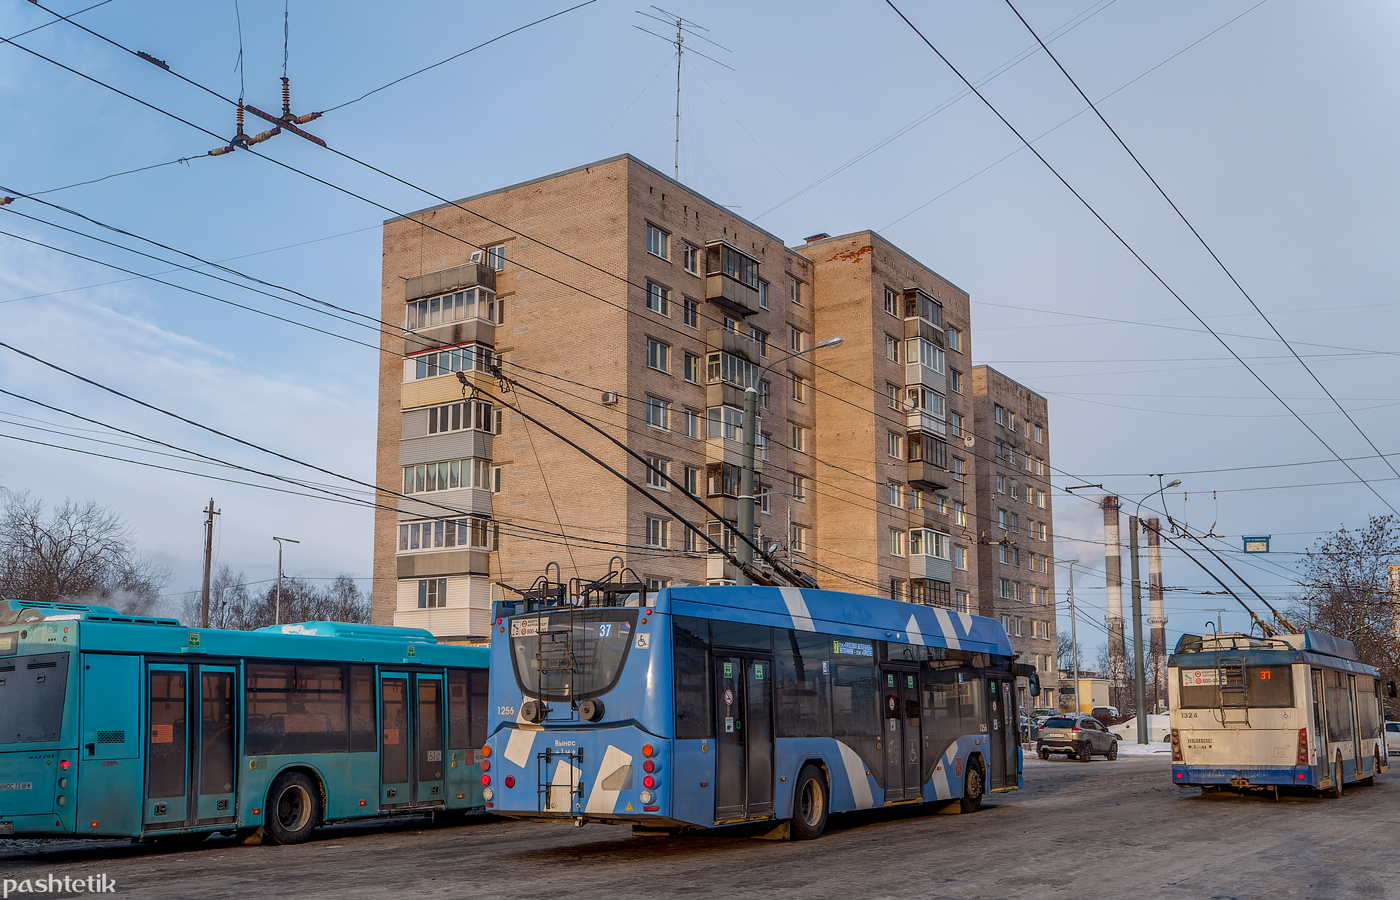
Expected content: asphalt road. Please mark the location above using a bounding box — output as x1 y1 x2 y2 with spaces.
3 752 1397 900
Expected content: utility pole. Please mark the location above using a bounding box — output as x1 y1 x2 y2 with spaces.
1102 496 1127 711
199 498 220 628
1129 514 1148 744
1060 559 1080 713
273 536 299 626
1147 517 1166 713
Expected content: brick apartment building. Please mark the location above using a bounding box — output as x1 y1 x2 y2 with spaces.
372 154 1058 697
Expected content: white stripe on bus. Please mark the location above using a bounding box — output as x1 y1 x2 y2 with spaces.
906 614 925 646
836 740 874 809
931 607 961 650
584 745 633 815
780 586 815 632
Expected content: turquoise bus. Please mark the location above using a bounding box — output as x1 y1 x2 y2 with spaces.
486 581 1034 839
0 599 490 844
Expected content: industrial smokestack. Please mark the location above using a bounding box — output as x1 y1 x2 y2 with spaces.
1147 518 1166 712
1103 496 1127 710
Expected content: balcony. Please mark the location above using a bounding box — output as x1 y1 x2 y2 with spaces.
396 548 490 579
913 505 950 530
910 553 953 582
908 459 950 491
404 262 495 303
903 315 944 346
705 437 763 472
906 409 947 438
405 318 495 356
905 360 946 391
705 242 761 317
706 327 755 360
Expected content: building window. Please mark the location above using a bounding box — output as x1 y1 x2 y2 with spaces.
707 405 743 440
485 245 506 272
1011 513 1020 533
707 350 756 388
884 334 899 362
424 399 494 435
955 545 968 570
790 278 804 306
907 337 945 373
1010 480 1019 501
646 281 671 316
645 516 670 549
749 327 769 358
405 287 500 330
995 473 1005 494
947 411 963 438
646 223 670 260
683 408 700 439
952 500 967 527
888 481 903 508
683 351 700 384
418 577 448 609
997 509 1009 530
887 431 903 459
886 382 900 409
758 431 770 461
1035 423 1044 443
1014 617 1023 637
398 517 493 553
792 473 808 502
791 375 806 402
683 297 699 328
999 578 1011 599
884 287 899 316
647 338 671 373
889 528 906 557
946 326 961 352
758 379 770 411
790 524 808 554
758 483 771 514
723 315 737 332
758 279 769 309
684 527 699 553
789 326 809 353
1038 522 1048 541
408 343 498 381
683 241 698 274
402 458 492 494
951 456 965 483
949 369 963 393
956 589 970 613
684 465 700 496
994 404 1006 426
646 456 670 489
645 396 670 430
790 423 807 453
890 579 906 602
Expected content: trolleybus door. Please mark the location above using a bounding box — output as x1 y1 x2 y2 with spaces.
415 673 446 807
984 678 1014 790
380 674 413 808
144 664 189 827
1311 669 1325 773
713 655 774 821
1349 674 1363 776
194 666 237 824
881 669 922 801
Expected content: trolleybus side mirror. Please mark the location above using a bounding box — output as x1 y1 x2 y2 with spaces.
1029 673 1041 698
1388 681 1397 699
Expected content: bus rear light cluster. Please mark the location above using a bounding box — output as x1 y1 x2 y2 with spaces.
642 744 655 758
1296 728 1309 766
639 790 654 804
504 776 515 789
642 759 656 773
481 774 491 787
480 759 491 772
1170 729 1182 762
642 775 656 790
481 744 492 758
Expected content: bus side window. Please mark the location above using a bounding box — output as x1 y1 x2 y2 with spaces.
349 665 376 752
673 618 713 740
468 670 488 747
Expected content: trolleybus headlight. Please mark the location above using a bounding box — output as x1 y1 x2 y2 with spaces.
481 774 491 786
504 776 515 789
482 788 494 801
642 775 656 790
639 790 654 804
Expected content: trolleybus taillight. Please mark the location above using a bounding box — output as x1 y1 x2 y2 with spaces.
1297 728 1309 766
1170 729 1182 762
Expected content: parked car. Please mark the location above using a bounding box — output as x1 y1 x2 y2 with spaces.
1386 721 1400 757
1038 715 1119 762
1031 707 1058 725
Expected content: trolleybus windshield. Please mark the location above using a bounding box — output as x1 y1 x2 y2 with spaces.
509 609 638 701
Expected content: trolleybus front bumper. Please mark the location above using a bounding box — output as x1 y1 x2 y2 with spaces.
1172 764 1313 788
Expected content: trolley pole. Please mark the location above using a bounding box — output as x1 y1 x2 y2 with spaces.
1129 516 1148 744
199 498 220 628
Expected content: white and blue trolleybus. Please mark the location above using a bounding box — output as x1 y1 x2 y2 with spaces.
1168 630 1393 795
484 576 1034 838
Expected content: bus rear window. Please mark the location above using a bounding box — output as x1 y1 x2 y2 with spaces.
1178 664 1293 708
0 652 69 744
509 609 638 702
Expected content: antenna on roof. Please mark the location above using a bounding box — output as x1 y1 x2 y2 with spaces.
634 6 733 181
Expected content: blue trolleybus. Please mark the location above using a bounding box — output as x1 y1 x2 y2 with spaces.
486 579 1034 838
0 599 489 843
1168 630 1392 795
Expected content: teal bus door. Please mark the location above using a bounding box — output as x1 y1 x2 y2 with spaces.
194 666 237 824
144 665 189 827
415 674 446 807
381 675 412 808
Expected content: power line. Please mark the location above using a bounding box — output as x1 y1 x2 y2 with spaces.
881 0 1399 518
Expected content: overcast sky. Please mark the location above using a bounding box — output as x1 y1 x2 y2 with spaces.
2 0 1397 647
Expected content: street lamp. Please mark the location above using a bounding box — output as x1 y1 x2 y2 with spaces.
273 536 300 626
737 335 842 584
1129 479 1180 744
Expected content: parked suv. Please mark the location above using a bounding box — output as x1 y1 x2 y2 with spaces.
1038 715 1119 762
1386 721 1400 757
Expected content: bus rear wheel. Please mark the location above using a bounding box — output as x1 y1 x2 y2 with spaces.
959 760 984 814
264 771 320 845
790 765 828 840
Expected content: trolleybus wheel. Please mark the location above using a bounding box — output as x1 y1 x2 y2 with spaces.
790 764 828 840
1078 744 1092 763
1107 742 1118 761
959 760 984 814
264 771 320 845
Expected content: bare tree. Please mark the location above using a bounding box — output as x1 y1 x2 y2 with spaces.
179 569 370 629
1057 631 1080 671
0 489 168 613
1286 515 1400 703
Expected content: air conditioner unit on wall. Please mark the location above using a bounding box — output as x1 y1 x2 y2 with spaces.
601 391 619 405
